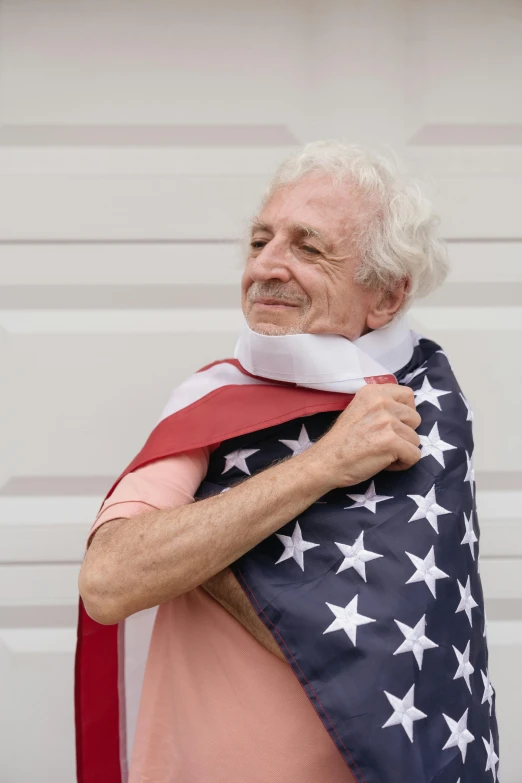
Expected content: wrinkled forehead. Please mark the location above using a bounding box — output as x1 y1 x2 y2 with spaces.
256 174 368 246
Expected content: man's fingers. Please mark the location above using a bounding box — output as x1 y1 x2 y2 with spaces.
392 420 421 447
393 402 422 430
388 424 422 470
391 386 417 410
359 382 417 410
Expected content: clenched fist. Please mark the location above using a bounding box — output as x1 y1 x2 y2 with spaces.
304 383 422 489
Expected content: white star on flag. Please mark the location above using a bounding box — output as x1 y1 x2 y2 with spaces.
453 640 474 693
400 363 428 386
414 376 452 410
442 708 475 763
461 511 478 560
419 422 457 467
464 450 475 495
456 576 479 626
275 521 319 571
407 485 451 533
459 392 474 422
405 546 449 598
382 685 427 742
334 531 383 581
345 481 393 513
222 448 260 475
481 669 494 714
482 730 499 781
393 614 438 670
279 424 313 456
323 594 375 646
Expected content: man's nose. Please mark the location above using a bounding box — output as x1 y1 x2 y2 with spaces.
249 240 292 283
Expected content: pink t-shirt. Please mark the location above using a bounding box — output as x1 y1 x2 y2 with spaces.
89 450 354 783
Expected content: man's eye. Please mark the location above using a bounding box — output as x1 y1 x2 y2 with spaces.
250 240 266 249
302 245 320 255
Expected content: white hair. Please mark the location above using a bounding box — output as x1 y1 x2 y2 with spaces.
259 140 449 307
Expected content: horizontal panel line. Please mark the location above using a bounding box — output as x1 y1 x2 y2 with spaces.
409 123 522 146
1 283 520 309
484 599 522 622
1 237 522 246
0 284 239 309
0 476 114 496
4 558 521 567
445 237 522 244
1 474 520 498
476 473 522 491
1 308 520 332
0 238 239 246
0 604 78 627
0 603 519 628
0 123 299 147
0 308 244 333
0 560 81 566
410 306 522 330
424 282 522 306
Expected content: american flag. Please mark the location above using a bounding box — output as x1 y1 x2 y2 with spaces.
75 335 499 783
196 338 499 783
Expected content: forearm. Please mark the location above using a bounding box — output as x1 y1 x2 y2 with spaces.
80 446 334 624
201 567 287 663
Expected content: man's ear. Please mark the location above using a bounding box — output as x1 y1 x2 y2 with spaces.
366 278 411 330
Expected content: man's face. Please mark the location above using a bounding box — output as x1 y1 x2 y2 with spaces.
241 174 389 341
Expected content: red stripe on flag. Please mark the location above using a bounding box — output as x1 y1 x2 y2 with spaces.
363 374 397 385
75 601 121 783
105 383 354 501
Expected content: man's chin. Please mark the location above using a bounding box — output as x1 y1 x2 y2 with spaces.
252 324 302 336
246 317 304 336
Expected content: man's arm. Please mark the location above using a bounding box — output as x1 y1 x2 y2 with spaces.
80 449 333 625
79 384 421 626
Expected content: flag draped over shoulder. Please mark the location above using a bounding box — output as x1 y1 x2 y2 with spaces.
75 334 499 783
75 360 366 783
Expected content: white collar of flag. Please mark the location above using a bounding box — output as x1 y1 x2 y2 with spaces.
234 313 415 392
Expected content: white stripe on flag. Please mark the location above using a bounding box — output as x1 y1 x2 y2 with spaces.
122 607 159 773
157 361 270 424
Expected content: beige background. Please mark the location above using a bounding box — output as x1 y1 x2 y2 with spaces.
0 0 521 780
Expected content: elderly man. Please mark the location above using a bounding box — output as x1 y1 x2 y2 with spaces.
76 141 498 783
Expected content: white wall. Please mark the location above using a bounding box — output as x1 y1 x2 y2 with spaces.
0 0 521 780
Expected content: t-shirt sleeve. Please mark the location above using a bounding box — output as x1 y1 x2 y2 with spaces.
87 446 211 546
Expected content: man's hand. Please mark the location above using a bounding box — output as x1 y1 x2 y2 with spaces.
201 567 287 663
304 383 422 489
